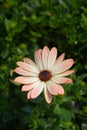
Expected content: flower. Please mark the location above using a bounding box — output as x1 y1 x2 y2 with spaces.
14 46 75 104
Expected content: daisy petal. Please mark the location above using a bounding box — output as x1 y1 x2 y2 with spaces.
34 49 43 70
56 84 64 94
14 76 39 84
17 61 39 73
51 76 73 84
30 82 44 98
27 91 31 99
15 67 38 76
56 53 65 63
44 86 52 104
23 58 36 66
22 84 34 91
21 81 40 91
48 47 57 69
42 46 50 69
52 59 74 74
47 81 64 95
58 70 75 77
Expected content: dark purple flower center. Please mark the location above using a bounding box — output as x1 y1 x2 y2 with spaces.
39 70 52 82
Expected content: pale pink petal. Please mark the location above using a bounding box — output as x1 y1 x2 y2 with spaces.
21 81 40 91
16 61 39 73
27 91 32 99
56 53 65 63
34 49 43 70
56 84 64 94
22 84 34 91
14 76 39 84
15 67 38 76
44 86 52 104
30 82 44 98
47 81 64 95
23 58 36 66
58 70 75 77
42 46 50 69
52 59 74 74
48 47 57 69
51 76 73 84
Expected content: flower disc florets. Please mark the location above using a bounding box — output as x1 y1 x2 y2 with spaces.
39 70 52 82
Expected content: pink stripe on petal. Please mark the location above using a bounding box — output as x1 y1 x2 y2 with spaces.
52 76 73 84
17 61 39 73
47 81 64 95
56 53 65 63
47 81 58 95
42 46 50 69
23 58 36 66
52 59 74 74
30 82 44 99
44 86 52 104
57 84 64 94
14 76 39 84
34 49 43 70
21 81 40 91
22 84 34 91
15 67 38 76
58 70 75 77
48 47 57 69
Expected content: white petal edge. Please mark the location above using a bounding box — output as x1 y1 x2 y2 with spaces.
27 91 32 99
44 85 52 104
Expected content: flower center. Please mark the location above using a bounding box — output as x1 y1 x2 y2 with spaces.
39 70 52 82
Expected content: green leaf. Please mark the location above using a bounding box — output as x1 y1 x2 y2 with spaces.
82 124 87 130
21 105 33 113
1 47 9 59
54 105 71 122
30 30 42 37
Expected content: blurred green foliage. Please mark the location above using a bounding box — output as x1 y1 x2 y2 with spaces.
0 0 87 130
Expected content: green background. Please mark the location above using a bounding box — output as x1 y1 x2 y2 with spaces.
0 0 87 130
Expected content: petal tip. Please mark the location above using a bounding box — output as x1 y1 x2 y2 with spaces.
70 59 75 64
60 91 64 95
47 101 52 104
43 46 49 49
27 91 31 99
21 87 25 91
14 77 19 83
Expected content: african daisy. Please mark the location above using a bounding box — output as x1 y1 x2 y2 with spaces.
14 46 74 104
